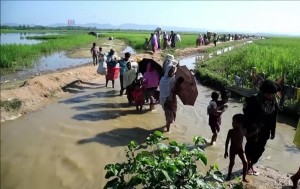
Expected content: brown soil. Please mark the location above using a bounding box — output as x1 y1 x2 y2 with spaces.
0 42 219 122
1 40 297 188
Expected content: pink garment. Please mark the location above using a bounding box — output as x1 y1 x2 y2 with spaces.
143 63 160 89
151 35 158 51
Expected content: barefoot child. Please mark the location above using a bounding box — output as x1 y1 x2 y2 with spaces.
224 114 248 182
207 91 226 145
90 42 99 66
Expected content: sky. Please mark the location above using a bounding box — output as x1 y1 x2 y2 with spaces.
1 1 300 35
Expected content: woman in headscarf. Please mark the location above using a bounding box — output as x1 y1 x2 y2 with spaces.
243 79 279 175
163 31 169 50
159 64 184 132
142 62 160 111
150 33 158 53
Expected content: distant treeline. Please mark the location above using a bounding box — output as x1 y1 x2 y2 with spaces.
0 25 152 32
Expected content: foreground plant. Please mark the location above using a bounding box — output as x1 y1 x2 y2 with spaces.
104 131 224 189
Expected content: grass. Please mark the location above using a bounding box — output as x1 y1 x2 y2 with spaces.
196 37 300 87
0 30 252 75
0 98 22 111
0 33 95 74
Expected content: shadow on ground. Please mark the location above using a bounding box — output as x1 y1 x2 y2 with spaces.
77 126 165 147
59 90 119 104
72 108 149 121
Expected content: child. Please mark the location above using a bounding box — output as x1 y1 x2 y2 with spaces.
132 80 144 111
217 90 230 112
207 91 225 145
224 114 248 183
90 42 99 66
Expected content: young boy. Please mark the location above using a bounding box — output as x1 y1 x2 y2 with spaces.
207 91 225 145
224 114 248 183
90 42 99 66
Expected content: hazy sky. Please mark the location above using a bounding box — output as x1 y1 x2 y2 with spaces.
1 1 300 34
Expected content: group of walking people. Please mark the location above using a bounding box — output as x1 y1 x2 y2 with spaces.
145 30 181 53
207 79 283 183
92 42 300 187
92 42 183 132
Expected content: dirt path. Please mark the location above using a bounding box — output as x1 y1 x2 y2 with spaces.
1 39 299 189
0 39 222 122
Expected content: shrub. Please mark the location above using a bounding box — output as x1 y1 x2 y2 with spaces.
104 131 225 189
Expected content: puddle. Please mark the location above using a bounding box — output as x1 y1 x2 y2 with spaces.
1 44 136 83
0 32 61 45
179 46 236 70
1 52 92 82
179 40 254 70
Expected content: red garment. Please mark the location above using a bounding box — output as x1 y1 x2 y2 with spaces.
107 66 120 80
133 88 144 106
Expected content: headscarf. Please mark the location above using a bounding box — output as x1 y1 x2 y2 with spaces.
163 54 178 73
159 65 176 106
143 63 160 89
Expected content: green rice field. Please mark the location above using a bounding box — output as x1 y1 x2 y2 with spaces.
197 37 300 87
0 33 95 72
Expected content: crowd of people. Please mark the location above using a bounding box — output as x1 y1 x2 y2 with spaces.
144 30 181 53
196 32 252 47
91 42 182 132
207 79 287 183
91 42 299 188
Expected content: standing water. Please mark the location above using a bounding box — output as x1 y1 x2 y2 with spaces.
0 32 60 45
1 56 299 189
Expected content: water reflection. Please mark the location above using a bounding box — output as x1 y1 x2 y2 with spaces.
0 32 59 45
179 46 236 69
1 52 91 82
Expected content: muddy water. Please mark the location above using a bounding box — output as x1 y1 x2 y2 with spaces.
179 46 236 69
1 76 299 189
1 39 135 83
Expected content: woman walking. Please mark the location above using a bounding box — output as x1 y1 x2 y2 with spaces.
159 64 183 132
142 62 160 111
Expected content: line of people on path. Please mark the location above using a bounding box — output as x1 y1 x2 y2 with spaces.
92 42 182 132
208 79 281 183
92 42 299 187
145 31 181 53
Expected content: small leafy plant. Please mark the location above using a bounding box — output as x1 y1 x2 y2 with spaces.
104 131 224 189
0 98 22 111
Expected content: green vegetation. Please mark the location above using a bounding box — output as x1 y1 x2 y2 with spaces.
1 29 241 75
104 131 243 189
0 33 95 74
0 98 22 111
197 37 300 87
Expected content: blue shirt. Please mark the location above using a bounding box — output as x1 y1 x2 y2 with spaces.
119 58 128 75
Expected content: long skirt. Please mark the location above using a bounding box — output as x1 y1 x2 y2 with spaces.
107 66 120 81
164 98 177 124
